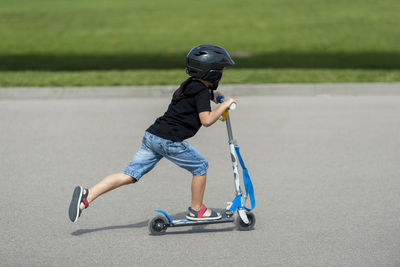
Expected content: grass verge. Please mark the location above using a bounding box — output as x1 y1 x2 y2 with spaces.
1 69 399 87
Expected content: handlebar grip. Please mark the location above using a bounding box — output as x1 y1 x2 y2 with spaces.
216 96 224 103
216 96 236 110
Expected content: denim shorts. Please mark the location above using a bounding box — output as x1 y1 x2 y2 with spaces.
123 131 209 180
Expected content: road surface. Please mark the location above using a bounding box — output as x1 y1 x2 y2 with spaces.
1 93 399 266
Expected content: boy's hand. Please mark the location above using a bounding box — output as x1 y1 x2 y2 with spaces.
212 91 225 104
199 97 237 127
224 97 237 108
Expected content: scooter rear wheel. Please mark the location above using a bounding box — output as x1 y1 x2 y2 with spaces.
235 211 255 231
148 215 168 235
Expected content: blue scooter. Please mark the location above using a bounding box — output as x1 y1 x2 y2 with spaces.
148 97 256 235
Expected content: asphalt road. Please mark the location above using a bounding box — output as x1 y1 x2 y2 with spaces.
1 94 400 266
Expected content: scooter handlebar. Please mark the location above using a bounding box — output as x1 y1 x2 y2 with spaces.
216 96 236 110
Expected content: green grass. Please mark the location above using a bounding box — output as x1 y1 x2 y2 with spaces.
1 69 400 87
0 0 399 86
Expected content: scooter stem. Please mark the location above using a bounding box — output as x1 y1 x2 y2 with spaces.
216 96 243 198
225 112 243 197
225 114 234 143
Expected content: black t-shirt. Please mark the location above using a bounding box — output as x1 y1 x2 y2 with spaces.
147 80 211 142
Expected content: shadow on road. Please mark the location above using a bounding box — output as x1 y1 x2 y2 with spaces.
71 220 149 236
71 209 235 236
2 52 400 71
162 226 236 236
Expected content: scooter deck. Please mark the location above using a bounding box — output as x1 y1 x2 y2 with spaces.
169 216 234 227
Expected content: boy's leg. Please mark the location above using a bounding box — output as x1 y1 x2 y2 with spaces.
191 173 207 210
160 139 220 219
190 172 220 217
70 132 163 222
80 173 135 210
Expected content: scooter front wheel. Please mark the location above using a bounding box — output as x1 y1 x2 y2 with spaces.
235 211 256 231
148 215 169 235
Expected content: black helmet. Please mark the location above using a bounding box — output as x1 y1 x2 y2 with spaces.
186 44 235 89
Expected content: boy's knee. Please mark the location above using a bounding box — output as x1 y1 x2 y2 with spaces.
203 160 209 171
199 160 209 175
191 159 209 177
119 173 137 184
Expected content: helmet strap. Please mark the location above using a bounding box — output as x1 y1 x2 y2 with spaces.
209 89 215 101
203 69 223 84
211 80 219 90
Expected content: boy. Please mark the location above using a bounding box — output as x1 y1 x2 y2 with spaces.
69 44 237 222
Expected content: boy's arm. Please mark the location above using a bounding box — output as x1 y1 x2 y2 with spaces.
199 98 237 127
